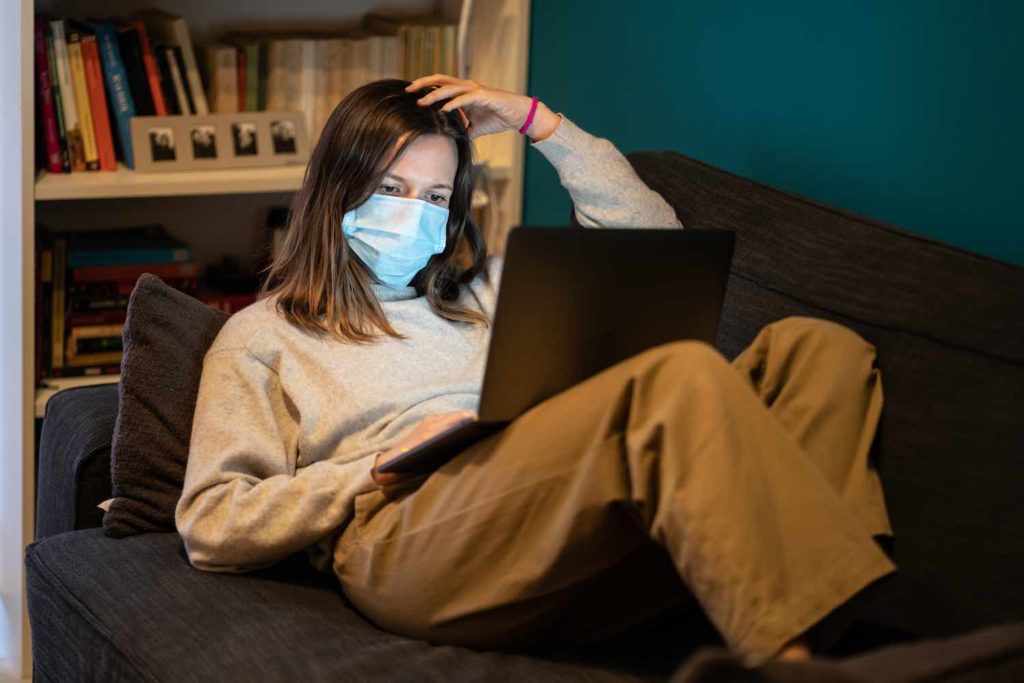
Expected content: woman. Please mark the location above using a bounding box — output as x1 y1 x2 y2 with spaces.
175 75 895 666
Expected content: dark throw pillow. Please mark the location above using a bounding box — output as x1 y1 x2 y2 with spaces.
102 273 230 537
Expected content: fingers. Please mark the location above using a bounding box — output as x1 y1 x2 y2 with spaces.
405 73 471 92
414 83 475 106
371 467 410 487
439 93 478 112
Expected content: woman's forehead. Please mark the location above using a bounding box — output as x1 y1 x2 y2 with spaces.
386 133 457 185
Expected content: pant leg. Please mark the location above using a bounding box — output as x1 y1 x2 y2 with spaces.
333 337 896 663
555 315 896 647
730 316 893 537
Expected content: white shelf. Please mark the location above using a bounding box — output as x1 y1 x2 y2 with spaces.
35 163 309 201
36 162 512 202
35 375 121 419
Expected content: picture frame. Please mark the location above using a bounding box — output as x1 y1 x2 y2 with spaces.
130 111 310 172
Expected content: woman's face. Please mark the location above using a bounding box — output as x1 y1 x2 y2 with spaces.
377 133 457 208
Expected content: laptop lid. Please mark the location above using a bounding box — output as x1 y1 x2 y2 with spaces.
477 226 735 422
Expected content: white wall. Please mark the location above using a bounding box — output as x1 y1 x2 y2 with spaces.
0 0 32 677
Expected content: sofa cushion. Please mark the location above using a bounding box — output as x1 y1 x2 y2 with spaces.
103 273 229 537
670 621 1024 682
25 529 671 682
600 151 1024 638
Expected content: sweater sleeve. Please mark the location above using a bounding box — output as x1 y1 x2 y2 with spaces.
175 345 375 574
529 113 683 229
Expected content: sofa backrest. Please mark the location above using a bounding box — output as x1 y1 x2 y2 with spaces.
581 151 1024 637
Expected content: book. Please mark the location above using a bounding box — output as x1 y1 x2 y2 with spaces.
49 20 86 172
71 261 198 284
45 26 71 173
153 45 182 114
94 22 137 168
35 226 54 384
68 294 131 313
135 8 209 114
201 42 238 113
130 20 168 115
311 38 329 141
45 363 123 379
170 44 195 113
365 14 458 80
324 37 348 119
115 22 156 116
33 18 64 173
68 276 196 298
67 309 129 326
80 33 117 170
65 323 123 367
65 224 192 268
51 235 67 370
236 46 246 111
65 24 100 170
220 32 264 111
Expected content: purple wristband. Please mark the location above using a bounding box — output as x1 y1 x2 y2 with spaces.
518 95 539 135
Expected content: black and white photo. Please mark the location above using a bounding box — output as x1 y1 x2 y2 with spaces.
270 119 297 154
148 127 176 162
231 122 258 156
190 125 217 159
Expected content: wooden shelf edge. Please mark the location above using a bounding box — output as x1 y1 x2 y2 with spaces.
35 164 308 201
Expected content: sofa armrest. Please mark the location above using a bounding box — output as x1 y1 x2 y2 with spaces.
36 383 120 540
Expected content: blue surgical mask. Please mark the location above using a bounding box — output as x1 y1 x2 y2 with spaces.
341 193 450 289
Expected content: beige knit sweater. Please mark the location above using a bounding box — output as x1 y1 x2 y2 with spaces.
174 113 683 574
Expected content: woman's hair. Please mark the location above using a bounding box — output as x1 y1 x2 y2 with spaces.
257 78 490 343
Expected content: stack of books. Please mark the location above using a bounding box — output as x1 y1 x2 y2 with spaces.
35 8 460 172
35 224 257 383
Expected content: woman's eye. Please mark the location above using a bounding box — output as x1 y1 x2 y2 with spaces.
379 184 398 194
428 193 447 204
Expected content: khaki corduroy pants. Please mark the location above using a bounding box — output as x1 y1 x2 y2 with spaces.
333 315 897 662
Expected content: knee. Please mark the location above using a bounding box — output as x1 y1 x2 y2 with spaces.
771 316 877 366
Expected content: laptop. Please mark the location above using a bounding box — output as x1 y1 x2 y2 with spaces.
376 225 735 474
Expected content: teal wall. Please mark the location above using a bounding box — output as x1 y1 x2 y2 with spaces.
523 1 1024 266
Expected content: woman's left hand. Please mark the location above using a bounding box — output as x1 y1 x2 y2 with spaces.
405 74 562 142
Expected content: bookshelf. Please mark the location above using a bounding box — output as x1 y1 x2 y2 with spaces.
4 0 531 678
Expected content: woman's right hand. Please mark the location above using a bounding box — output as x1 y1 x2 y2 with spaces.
371 409 477 486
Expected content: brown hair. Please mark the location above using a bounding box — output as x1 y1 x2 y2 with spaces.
257 78 490 343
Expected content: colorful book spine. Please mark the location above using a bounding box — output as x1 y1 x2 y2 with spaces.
50 20 86 172
162 45 191 114
170 45 195 113
51 236 66 370
67 247 192 268
45 27 71 173
153 46 181 114
71 261 198 284
81 35 116 171
94 23 137 169
66 28 100 171
33 18 64 173
131 21 167 115
236 47 246 111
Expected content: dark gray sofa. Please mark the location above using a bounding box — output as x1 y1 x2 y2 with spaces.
26 150 1024 681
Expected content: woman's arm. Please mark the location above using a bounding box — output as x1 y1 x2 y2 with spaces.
406 76 683 229
528 108 683 229
175 346 374 573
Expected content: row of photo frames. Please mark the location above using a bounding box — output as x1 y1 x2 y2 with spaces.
129 111 310 172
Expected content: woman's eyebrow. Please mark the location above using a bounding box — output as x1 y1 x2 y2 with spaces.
383 172 453 191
